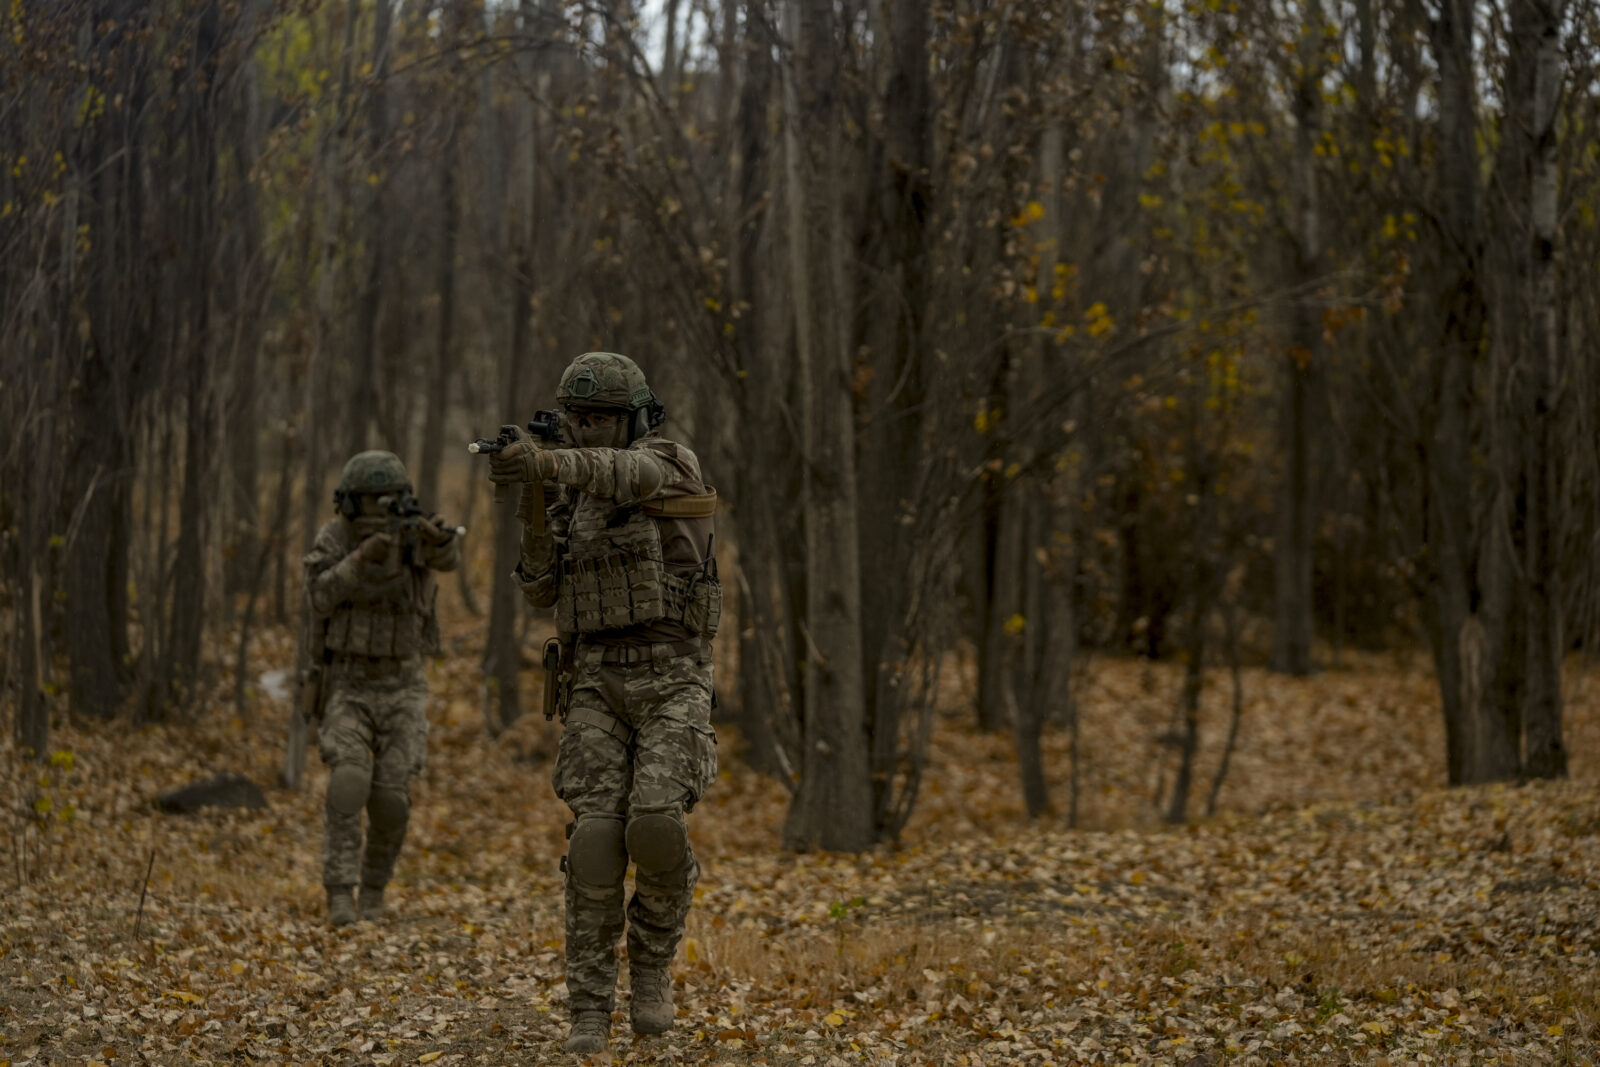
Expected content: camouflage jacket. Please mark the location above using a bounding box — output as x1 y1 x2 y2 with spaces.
305 516 460 659
516 433 715 644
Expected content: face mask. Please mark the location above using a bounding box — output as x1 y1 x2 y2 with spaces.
569 411 624 449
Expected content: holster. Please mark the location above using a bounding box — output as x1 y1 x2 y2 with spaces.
542 637 567 722
299 662 327 724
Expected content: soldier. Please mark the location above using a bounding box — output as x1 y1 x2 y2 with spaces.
487 353 721 1054
302 450 461 927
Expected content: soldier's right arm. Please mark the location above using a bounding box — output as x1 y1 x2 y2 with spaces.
515 485 571 609
304 521 363 618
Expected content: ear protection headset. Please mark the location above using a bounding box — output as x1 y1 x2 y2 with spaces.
627 398 667 444
333 487 361 520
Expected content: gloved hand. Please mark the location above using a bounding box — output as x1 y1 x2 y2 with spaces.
418 514 455 546
488 425 559 485
353 531 401 578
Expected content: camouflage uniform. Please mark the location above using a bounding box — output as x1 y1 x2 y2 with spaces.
303 452 460 921
495 353 720 1048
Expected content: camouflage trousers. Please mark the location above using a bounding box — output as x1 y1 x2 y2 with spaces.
553 645 717 1014
317 655 429 889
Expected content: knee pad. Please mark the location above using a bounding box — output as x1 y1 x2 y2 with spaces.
327 764 372 817
568 813 627 888
367 785 410 834
626 806 687 876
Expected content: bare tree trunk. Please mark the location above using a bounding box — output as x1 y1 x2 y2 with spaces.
155 0 224 718
163 338 216 716
1206 600 1244 817
303 0 360 558
483 15 541 735
1013 497 1052 819
729 0 791 779
346 0 395 457
416 0 466 508
859 0 931 829
780 0 873 852
1426 0 1519 785
1011 118 1069 820
484 252 531 735
1165 598 1205 825
662 0 682 95
1271 0 1322 676
1517 0 1568 779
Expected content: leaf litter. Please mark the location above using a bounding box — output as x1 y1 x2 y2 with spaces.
3 616 1598 1066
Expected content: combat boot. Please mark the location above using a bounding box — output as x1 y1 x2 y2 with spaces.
326 885 357 927
562 1009 610 1053
358 884 385 921
629 967 675 1035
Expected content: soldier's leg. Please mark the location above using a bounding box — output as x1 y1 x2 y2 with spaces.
316 686 377 924
360 666 429 909
624 650 716 1017
552 662 634 1021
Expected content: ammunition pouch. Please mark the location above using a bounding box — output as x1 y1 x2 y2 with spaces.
557 550 667 633
325 604 431 657
663 571 722 639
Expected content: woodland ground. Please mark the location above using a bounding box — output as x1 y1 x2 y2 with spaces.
4 583 1600 1066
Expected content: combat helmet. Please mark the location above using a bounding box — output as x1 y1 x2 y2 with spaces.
556 352 664 442
333 450 411 518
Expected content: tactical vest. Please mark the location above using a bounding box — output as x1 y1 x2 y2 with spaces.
557 494 720 638
324 561 441 658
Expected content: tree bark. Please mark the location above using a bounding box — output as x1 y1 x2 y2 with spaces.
1271 0 1322 676
1425 0 1518 785
858 0 931 829
780 0 874 852
1517 0 1568 779
345 0 395 458
416 0 466 508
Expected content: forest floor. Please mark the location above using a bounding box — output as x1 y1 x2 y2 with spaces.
4 604 1600 1066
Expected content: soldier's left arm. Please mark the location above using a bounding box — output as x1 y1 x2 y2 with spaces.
544 440 696 505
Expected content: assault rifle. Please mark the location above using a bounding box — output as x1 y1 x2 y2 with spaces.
468 409 564 527
371 493 465 566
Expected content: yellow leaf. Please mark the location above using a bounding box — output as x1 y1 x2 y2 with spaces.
1003 614 1026 636
419 1053 443 1063
824 1011 845 1026
164 991 203 1004
1547 1024 1563 1036
229 962 245 974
